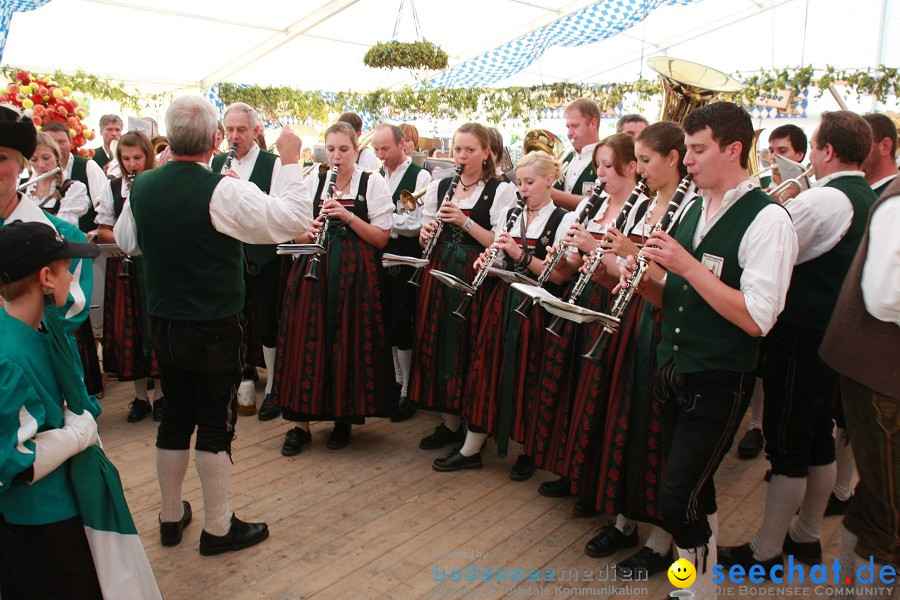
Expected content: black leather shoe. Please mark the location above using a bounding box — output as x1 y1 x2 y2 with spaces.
160 501 192 547
327 422 352 450
718 543 782 575
390 396 417 422
538 476 573 498
281 427 311 456
433 449 482 472
419 423 466 450
127 399 151 423
199 514 269 556
585 523 639 558
616 546 673 578
825 492 851 517
737 427 764 459
573 495 601 518
783 532 822 565
258 394 281 421
152 398 164 422
509 454 536 481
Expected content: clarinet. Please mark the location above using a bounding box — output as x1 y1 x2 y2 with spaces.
545 178 648 336
452 193 526 321
220 143 238 173
408 166 464 287
512 181 608 318
118 172 138 281
583 174 693 362
303 165 340 281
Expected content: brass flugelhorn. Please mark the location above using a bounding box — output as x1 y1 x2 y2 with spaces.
304 165 340 282
452 194 526 321
545 178 647 337
583 174 693 363
513 181 608 319
408 166 463 287
399 186 428 211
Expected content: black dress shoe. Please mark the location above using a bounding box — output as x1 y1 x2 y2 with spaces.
419 423 466 450
538 476 573 498
825 492 851 516
509 454 536 481
718 543 782 575
585 523 639 558
127 399 152 423
783 532 822 565
616 546 673 578
257 394 281 421
433 449 482 472
737 427 764 459
199 514 269 556
573 496 601 518
327 422 352 450
390 397 417 422
281 427 311 456
152 398 164 422
160 501 192 547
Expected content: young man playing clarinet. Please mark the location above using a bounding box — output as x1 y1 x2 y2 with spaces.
629 102 797 599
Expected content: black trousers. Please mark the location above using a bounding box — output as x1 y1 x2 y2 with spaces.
0 514 102 599
761 321 838 477
657 360 754 548
244 257 281 348
384 265 417 351
150 314 242 454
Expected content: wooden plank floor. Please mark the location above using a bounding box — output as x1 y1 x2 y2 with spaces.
97 374 846 600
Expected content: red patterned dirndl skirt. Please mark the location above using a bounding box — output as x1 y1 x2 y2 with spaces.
560 292 642 501
525 280 609 476
101 257 158 381
271 234 391 421
408 241 490 414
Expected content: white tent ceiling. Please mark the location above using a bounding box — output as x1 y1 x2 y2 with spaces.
4 0 897 96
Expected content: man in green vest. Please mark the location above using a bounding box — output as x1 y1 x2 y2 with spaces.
735 122 809 461
634 102 798 598
720 111 877 576
91 114 123 172
550 98 600 210
114 95 312 556
211 102 284 422
861 113 899 198
373 123 432 421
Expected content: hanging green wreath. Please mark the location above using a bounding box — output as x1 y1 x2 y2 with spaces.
363 40 448 71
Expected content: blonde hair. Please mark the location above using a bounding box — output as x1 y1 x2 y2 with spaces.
516 150 563 183
398 123 419 149
33 132 64 187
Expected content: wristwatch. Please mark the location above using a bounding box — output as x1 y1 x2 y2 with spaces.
464 218 474 231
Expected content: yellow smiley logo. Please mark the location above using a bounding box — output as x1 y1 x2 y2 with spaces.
667 558 697 588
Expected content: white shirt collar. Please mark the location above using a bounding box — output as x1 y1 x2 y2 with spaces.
814 170 865 187
870 173 899 191
234 144 260 166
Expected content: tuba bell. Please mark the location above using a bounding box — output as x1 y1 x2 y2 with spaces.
523 129 565 157
647 57 743 125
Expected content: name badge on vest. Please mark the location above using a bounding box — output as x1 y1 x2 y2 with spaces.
581 182 594 197
701 253 724 279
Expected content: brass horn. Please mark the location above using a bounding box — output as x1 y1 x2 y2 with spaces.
523 129 565 157
398 186 428 211
647 57 743 125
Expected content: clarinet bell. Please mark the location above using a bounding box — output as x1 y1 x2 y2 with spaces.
583 328 614 363
408 266 425 287
303 256 321 281
545 315 566 337
452 293 474 321
513 295 534 319
118 256 133 281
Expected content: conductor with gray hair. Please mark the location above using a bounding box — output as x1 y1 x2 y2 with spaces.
114 95 312 556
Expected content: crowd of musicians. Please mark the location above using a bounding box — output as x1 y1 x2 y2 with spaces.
1 92 898 599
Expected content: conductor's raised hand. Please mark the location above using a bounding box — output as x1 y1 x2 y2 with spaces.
275 127 303 165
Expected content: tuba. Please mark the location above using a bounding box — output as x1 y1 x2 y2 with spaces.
647 57 743 125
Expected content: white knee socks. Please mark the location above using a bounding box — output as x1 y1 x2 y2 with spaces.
751 474 806 560
133 379 148 401
615 513 637 535
833 428 855 502
791 462 837 544
749 377 764 430
397 349 412 397
460 430 487 457
195 450 232 536
156 448 189 523
677 538 717 600
263 345 276 395
645 525 673 555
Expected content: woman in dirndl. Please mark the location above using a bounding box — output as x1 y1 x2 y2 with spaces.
272 121 394 453
432 150 575 478
95 130 160 423
585 122 697 577
409 123 517 451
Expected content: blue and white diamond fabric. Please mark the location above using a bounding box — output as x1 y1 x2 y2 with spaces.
1 0 54 64
427 0 699 88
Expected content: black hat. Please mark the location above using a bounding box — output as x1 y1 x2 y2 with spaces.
0 221 100 284
0 105 37 159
